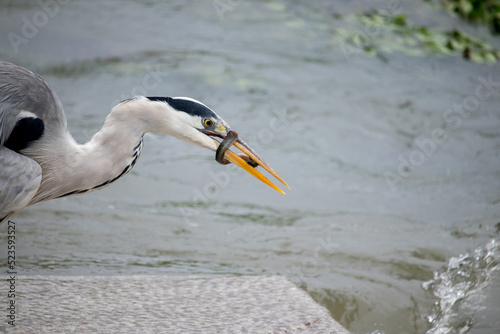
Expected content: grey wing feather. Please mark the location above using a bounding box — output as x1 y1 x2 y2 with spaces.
0 147 42 222
0 61 66 222
0 61 67 146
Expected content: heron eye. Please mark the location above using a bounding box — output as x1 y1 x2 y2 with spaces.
203 119 214 128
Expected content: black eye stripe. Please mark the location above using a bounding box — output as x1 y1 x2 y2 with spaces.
147 96 216 119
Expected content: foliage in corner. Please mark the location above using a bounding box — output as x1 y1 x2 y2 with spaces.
334 10 500 64
438 0 500 34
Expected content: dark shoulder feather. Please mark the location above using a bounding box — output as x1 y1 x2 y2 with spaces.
0 61 66 146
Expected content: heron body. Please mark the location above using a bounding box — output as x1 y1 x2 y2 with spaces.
0 62 288 223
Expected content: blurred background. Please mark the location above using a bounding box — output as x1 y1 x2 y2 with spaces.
1 1 499 333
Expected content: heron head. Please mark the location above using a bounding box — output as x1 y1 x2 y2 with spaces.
146 96 289 193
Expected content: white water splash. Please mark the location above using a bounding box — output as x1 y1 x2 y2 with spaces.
423 239 499 334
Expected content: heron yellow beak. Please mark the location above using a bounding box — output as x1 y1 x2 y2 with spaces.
212 135 290 194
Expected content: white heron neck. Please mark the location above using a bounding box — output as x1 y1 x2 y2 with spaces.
28 97 216 204
29 101 154 204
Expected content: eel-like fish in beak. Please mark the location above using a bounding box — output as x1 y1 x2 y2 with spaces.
214 130 290 194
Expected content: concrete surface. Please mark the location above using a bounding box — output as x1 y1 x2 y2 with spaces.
1 275 349 334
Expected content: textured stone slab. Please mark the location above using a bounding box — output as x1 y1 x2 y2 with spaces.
1 275 349 334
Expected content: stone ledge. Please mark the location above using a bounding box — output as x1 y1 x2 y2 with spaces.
1 275 349 334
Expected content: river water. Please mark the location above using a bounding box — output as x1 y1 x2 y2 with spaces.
1 1 499 333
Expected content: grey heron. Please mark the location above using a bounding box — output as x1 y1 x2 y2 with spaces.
0 61 289 223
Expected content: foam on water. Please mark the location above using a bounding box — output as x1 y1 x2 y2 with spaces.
423 239 499 334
